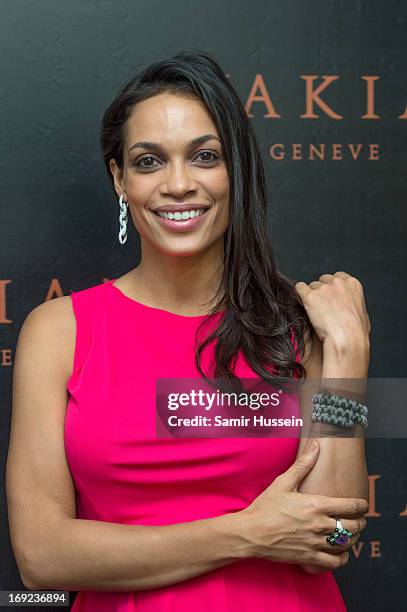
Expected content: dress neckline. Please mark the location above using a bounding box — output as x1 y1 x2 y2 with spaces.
107 278 225 320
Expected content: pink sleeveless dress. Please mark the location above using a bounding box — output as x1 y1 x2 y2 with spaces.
65 278 347 611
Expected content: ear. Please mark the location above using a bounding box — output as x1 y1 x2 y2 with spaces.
109 158 126 200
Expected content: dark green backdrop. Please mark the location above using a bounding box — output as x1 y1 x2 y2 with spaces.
1 1 406 610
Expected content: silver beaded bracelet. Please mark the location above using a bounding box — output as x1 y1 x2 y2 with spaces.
311 391 369 429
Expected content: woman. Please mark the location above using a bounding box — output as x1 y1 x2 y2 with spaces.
7 50 371 611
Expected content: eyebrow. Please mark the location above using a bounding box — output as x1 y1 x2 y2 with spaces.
128 134 221 154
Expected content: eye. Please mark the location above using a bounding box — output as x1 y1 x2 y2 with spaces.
131 150 221 170
195 150 221 163
132 156 159 169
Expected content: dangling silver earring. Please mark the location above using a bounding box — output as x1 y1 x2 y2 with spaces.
118 194 128 245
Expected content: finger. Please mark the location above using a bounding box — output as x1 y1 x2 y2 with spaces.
316 516 366 535
308 281 322 289
320 532 361 555
333 271 352 279
317 496 369 516
294 281 313 298
318 271 354 284
317 271 353 285
317 274 335 283
311 550 350 570
330 517 367 534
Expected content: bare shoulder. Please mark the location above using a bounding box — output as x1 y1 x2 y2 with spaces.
17 295 76 385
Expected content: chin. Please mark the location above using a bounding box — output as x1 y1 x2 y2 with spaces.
158 244 207 257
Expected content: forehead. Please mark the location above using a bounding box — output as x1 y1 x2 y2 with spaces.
125 93 218 144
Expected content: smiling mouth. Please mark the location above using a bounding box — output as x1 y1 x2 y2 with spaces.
151 209 209 221
149 207 210 233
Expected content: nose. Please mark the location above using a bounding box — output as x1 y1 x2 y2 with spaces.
161 159 196 198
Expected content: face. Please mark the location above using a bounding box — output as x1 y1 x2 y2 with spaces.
109 92 230 257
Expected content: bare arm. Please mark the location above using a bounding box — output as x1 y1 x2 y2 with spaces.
19 513 247 592
6 298 250 592
294 328 369 574
295 329 369 502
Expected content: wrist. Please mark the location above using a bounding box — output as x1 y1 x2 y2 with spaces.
323 334 370 358
322 336 370 379
217 509 259 560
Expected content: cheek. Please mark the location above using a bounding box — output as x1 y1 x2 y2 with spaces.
222 205 230 230
214 197 230 232
126 172 155 199
209 169 230 196
211 178 230 222
215 177 230 219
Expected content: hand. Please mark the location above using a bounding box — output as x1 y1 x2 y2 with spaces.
294 271 371 350
238 442 368 571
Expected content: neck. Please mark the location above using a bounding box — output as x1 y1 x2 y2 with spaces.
125 238 225 316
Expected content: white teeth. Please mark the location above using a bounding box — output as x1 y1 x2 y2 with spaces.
156 208 207 221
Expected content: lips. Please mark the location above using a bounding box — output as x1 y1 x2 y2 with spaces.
151 207 209 232
152 204 210 213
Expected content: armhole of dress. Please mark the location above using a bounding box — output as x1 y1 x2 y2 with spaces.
66 291 90 394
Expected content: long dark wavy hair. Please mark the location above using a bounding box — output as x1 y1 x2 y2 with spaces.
100 49 315 393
